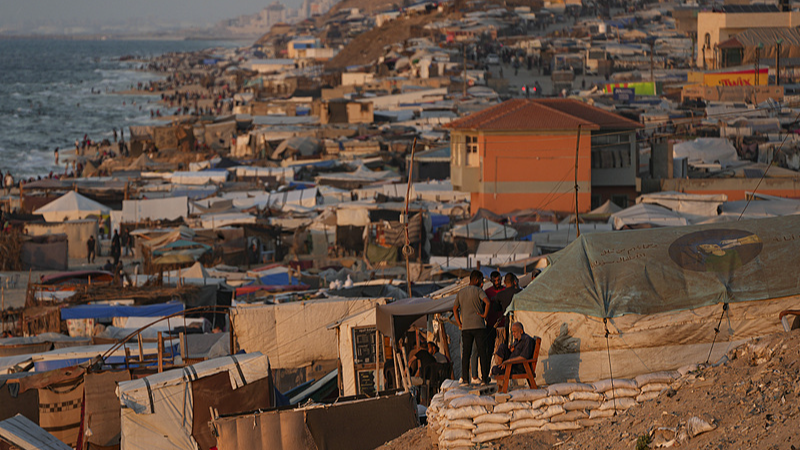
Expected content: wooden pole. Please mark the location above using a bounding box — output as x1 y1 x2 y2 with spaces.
157 332 164 373
1 286 4 334
400 343 412 393
137 334 144 364
403 137 418 298
375 329 381 393
574 124 582 238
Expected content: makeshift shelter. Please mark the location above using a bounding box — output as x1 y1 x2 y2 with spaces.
510 215 800 384
117 353 273 450
21 235 68 271
610 203 689 230
26 219 98 259
449 218 517 240
0 414 71 450
33 191 110 223
231 298 386 370
637 191 726 220
673 138 738 165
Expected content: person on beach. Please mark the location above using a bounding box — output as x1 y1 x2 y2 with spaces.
54 147 59 165
453 270 491 385
86 235 96 264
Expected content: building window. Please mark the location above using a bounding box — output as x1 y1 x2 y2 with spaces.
611 194 629 208
466 135 479 166
591 195 602 210
704 33 711 48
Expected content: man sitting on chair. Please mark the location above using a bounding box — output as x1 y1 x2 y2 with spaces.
491 322 535 376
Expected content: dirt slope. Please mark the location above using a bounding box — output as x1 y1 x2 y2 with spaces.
380 328 800 449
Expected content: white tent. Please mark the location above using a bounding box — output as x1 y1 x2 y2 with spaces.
33 191 110 223
673 138 738 165
611 203 689 230
637 191 727 220
117 353 270 450
0 414 71 450
450 218 518 240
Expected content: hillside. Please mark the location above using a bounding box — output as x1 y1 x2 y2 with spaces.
380 328 800 449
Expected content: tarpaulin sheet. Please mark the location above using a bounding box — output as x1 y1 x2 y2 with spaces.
0 376 38 424
231 298 384 369
122 197 188 222
376 296 455 343
190 371 274 450
39 378 83 447
84 371 131 447
61 302 183 320
512 215 800 319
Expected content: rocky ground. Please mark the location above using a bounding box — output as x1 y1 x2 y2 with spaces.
379 328 800 449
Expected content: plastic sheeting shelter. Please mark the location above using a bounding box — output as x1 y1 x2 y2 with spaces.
673 138 738 165
60 302 183 320
510 215 800 383
611 203 689 230
121 197 188 223
376 297 455 342
231 298 386 369
0 414 71 450
637 191 727 220
117 353 272 450
26 219 98 259
33 191 110 223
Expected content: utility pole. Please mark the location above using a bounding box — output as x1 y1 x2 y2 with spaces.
649 40 655 84
776 39 783 86
462 42 467 98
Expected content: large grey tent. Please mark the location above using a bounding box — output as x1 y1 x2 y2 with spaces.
510 215 800 384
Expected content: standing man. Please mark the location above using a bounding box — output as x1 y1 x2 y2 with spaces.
493 273 523 354
485 271 506 356
86 235 96 264
111 230 121 266
453 270 491 385
54 147 59 165
121 229 132 257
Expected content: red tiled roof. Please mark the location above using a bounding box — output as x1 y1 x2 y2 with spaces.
447 99 641 131
536 98 643 130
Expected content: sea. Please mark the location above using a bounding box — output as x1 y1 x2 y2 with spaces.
0 38 242 179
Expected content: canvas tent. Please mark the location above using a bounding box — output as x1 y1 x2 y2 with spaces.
231 298 386 370
33 191 110 223
611 203 689 230
673 138 738 165
510 215 800 384
375 297 455 343
117 353 272 450
637 191 726 220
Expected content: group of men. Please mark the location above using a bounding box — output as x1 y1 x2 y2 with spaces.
453 269 534 385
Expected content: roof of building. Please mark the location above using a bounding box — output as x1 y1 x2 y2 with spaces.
718 27 800 49
446 99 640 132
719 4 780 13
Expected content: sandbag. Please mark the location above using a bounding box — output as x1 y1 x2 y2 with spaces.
440 429 472 441
635 371 679 387
563 400 601 411
439 439 472 449
473 412 512 424
543 422 582 431
509 389 548 402
447 419 476 430
445 405 489 420
604 388 640 399
550 410 588 423
546 382 595 396
592 378 638 392
511 408 544 421
472 430 511 443
539 404 566 419
569 391 604 402
639 382 670 393
531 395 566 409
510 418 546 430
636 391 660 402
598 398 637 411
450 394 496 408
493 401 530 413
475 422 509 434
444 389 470 405
577 418 605 427
678 364 701 376
513 426 545 435
441 379 461 391
589 408 617 419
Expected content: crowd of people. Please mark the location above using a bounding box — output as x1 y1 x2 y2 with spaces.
453 269 533 386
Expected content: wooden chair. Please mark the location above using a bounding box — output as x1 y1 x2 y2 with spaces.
497 336 541 394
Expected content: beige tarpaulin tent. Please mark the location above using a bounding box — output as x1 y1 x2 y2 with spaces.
33 191 110 223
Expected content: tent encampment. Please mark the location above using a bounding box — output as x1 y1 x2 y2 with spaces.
510 215 800 384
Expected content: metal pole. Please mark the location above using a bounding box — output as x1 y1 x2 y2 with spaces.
574 124 582 237
403 137 418 298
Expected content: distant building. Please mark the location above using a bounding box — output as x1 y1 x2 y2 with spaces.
697 4 800 69
448 99 641 215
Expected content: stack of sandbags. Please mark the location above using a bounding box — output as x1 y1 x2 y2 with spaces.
428 370 685 445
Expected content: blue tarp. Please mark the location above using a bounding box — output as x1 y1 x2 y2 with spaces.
259 273 300 286
430 214 450 233
61 302 184 320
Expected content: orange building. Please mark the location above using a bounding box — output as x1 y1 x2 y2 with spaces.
448 99 642 216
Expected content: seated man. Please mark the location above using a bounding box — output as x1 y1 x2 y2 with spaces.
490 322 535 376
428 342 449 364
408 341 438 377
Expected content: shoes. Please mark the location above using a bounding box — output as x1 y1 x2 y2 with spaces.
480 380 488 386
470 377 481 384
459 378 469 386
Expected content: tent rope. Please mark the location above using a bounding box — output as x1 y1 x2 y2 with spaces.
603 317 616 416
705 302 729 364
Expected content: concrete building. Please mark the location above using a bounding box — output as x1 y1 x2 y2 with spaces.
697 4 800 69
448 99 640 215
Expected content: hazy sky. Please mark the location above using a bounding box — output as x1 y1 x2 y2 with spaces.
0 0 302 28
